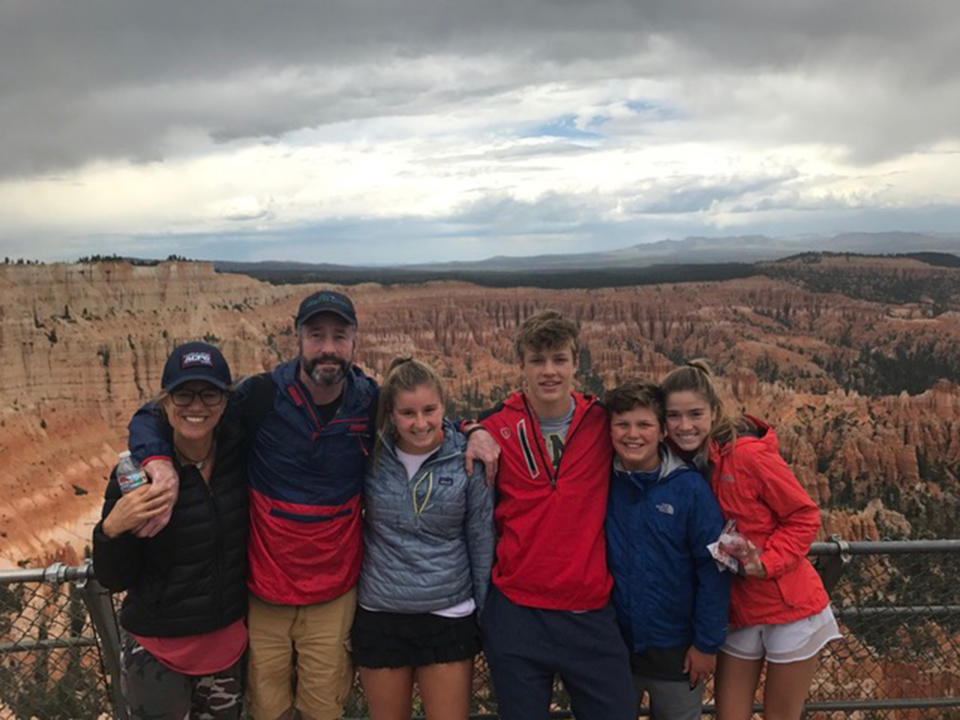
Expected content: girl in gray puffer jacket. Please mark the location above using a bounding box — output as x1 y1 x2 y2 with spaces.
353 357 495 720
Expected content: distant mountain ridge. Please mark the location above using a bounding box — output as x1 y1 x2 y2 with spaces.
213 231 960 274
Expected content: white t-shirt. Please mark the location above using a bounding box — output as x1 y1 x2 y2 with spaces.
395 446 431 479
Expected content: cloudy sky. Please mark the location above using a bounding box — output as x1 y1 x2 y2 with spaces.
1 0 959 264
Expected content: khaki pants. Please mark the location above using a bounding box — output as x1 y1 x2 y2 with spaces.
246 589 356 720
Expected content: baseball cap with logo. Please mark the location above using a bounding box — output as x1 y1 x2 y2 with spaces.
161 341 232 392
295 290 357 329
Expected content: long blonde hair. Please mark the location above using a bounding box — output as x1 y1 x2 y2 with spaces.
661 359 742 448
375 357 446 460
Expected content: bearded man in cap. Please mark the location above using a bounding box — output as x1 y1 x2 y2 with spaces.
128 290 499 720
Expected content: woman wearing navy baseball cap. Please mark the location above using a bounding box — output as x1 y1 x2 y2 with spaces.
93 341 250 719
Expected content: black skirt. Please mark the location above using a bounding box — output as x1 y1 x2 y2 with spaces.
351 607 481 669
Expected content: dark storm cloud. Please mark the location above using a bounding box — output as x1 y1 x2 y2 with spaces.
2 0 958 178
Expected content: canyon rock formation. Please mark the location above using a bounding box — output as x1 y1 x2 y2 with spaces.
1 257 959 570
3 256 959 715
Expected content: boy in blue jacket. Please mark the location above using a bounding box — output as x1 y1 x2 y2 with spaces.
605 380 731 720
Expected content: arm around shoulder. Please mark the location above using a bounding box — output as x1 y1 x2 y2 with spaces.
230 372 276 435
463 424 501 487
128 403 173 464
465 463 496 613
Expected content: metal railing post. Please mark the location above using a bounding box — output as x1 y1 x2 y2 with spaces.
76 562 128 719
815 535 851 594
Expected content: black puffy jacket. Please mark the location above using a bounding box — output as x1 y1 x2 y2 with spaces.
93 414 249 637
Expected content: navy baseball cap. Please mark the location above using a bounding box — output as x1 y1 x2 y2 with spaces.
295 290 357 329
161 341 232 391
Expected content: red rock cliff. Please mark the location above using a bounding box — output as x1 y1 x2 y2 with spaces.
2 259 959 567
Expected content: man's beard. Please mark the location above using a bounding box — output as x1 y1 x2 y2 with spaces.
305 355 348 387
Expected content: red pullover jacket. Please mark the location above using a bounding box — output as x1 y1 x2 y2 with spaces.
709 417 829 628
480 391 613 611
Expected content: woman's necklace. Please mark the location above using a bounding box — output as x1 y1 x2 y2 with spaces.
175 440 215 470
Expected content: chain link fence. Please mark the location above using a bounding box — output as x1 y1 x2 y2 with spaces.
2 541 959 719
805 539 960 720
0 563 119 720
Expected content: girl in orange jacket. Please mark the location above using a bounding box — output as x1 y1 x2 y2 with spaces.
661 360 840 720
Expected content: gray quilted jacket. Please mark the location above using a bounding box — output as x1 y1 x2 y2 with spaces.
358 419 495 614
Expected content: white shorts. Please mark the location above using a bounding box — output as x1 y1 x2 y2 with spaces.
721 605 841 664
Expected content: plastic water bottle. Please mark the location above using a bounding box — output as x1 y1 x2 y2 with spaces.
117 451 149 494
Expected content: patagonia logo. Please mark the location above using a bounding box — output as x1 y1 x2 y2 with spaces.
500 427 511 440
438 477 453 486
720 474 736 484
181 351 213 368
656 503 675 515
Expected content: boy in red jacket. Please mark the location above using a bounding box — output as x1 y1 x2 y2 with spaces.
477 310 634 720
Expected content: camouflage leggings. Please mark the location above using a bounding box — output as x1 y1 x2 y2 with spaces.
120 630 243 720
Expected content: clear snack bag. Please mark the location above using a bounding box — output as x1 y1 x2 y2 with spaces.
708 519 747 573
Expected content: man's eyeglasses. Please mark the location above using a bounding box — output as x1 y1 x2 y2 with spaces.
169 389 226 407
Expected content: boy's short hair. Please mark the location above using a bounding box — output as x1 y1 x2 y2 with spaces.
514 310 580 361
604 380 665 426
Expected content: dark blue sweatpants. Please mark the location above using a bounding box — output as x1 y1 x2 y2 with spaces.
480 585 635 720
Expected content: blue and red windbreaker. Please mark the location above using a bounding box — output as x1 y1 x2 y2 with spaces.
130 359 377 606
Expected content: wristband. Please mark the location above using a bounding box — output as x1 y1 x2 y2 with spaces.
464 423 484 438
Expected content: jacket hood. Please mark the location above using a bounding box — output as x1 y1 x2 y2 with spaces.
613 442 691 486
708 414 774 460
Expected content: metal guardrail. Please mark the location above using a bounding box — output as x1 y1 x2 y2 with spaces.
2 541 960 719
0 561 121 720
800 539 960 719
